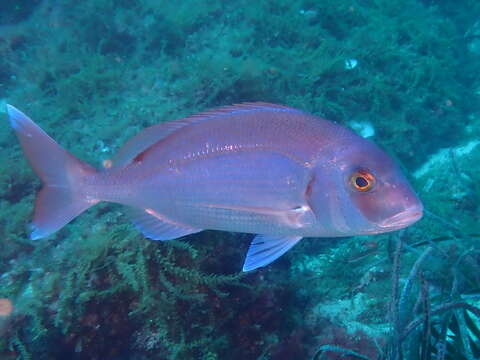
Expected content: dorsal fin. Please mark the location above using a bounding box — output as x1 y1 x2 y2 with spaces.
111 102 302 168
111 122 186 168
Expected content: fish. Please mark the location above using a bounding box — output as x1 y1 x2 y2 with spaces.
5 103 423 271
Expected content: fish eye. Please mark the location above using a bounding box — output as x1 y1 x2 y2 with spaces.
350 170 375 192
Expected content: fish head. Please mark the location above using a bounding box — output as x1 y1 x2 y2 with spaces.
309 132 423 235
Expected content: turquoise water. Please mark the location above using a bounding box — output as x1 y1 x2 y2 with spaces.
0 1 479 359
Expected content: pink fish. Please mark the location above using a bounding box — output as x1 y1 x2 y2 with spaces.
6 103 422 271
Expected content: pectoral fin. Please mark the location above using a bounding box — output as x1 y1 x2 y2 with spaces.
243 234 302 272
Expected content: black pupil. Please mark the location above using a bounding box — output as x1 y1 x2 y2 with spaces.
355 176 369 188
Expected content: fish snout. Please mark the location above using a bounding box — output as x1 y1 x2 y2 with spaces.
379 203 423 230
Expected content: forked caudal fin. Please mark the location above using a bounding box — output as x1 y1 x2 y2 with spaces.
6 105 99 240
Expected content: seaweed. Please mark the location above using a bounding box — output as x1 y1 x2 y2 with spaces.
314 233 480 360
0 217 262 359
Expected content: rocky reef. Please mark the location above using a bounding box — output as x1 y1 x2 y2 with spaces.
0 0 479 359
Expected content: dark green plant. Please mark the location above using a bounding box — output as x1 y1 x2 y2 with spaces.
313 234 480 360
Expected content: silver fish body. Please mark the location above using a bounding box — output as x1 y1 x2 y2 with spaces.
6 103 423 271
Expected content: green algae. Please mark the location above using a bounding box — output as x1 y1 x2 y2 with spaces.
0 0 480 358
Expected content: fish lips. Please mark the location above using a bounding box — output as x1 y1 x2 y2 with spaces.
377 204 424 231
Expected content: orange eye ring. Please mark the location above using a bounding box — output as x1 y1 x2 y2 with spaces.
351 170 375 192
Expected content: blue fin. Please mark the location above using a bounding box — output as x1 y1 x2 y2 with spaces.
243 234 302 272
129 208 201 240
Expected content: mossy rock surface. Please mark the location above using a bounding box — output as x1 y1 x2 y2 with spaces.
0 1 480 359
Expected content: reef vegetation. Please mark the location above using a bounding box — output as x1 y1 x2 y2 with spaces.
0 0 479 359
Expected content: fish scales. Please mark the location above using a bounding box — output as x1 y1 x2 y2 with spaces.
100 105 342 234
5 103 423 271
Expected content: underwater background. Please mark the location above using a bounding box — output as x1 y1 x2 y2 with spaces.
0 0 480 359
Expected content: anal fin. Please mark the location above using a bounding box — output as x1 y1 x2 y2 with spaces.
243 234 302 272
129 208 201 240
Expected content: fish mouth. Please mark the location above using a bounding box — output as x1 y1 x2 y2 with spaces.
379 206 424 230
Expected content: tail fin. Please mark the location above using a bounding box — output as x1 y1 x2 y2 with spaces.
6 105 99 239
